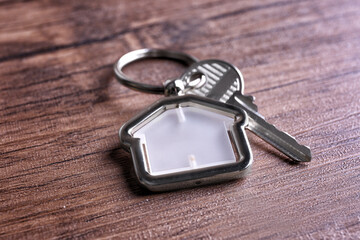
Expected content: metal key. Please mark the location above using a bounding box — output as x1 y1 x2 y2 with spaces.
180 59 312 162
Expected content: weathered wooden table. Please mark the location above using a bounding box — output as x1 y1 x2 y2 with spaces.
1 0 359 239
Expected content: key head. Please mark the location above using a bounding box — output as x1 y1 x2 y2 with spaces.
181 59 245 102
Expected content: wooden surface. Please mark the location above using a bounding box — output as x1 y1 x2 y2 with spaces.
1 0 359 239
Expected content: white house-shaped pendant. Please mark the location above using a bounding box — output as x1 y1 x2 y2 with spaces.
120 95 252 191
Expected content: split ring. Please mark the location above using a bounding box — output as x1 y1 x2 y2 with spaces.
113 49 198 94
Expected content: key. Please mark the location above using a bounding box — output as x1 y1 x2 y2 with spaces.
180 59 312 162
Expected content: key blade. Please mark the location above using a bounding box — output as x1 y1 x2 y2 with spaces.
247 115 312 162
228 94 312 162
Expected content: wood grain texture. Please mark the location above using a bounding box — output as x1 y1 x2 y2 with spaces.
0 0 359 239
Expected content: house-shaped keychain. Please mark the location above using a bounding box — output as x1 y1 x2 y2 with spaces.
120 95 252 191
115 49 311 191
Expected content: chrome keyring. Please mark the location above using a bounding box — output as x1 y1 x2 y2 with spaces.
113 48 199 94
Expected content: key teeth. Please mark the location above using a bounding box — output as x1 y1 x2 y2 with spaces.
259 121 312 162
283 131 292 138
283 131 312 162
303 146 312 161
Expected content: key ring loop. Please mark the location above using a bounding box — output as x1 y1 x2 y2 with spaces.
114 49 199 94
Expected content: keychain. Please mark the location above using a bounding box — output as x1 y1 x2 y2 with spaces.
114 49 311 191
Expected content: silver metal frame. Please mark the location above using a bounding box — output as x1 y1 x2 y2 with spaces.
120 95 253 191
113 48 199 94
